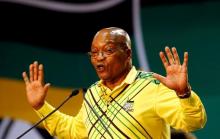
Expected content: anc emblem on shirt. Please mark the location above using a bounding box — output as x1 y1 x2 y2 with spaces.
123 100 134 112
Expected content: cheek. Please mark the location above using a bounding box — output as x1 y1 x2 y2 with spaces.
91 59 96 67
108 56 127 71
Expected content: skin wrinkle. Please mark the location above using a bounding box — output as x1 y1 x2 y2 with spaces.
21 27 206 138
90 27 132 90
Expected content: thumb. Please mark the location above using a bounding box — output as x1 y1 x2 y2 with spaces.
44 83 51 94
152 73 166 84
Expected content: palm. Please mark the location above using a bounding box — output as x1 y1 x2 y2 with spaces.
22 61 50 110
26 81 46 107
153 47 189 94
164 64 187 92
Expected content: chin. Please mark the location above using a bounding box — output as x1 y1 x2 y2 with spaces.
98 73 110 81
99 76 109 81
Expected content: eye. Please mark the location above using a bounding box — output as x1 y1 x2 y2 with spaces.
92 51 98 54
89 50 98 57
105 47 114 55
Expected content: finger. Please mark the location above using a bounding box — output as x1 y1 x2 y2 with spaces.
33 61 38 81
44 83 51 94
172 47 180 65
182 52 188 67
165 46 175 64
22 72 30 85
159 52 169 69
182 52 188 73
38 64 44 84
152 73 166 85
29 64 33 82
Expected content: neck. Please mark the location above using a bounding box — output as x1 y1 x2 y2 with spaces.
103 67 131 90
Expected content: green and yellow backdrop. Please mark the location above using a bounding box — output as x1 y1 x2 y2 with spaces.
0 0 219 138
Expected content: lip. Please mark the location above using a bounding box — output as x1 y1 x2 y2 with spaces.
95 63 105 72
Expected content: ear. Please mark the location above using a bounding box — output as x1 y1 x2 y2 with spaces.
126 48 132 59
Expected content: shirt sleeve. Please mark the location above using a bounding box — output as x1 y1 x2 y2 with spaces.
35 101 88 139
155 83 207 132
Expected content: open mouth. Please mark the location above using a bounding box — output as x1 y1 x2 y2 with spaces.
96 64 105 71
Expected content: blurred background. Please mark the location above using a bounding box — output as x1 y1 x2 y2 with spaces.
0 0 219 138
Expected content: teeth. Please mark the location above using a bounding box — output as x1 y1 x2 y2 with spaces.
97 64 104 68
97 65 104 70
97 66 103 69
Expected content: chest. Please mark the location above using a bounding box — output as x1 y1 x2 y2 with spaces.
82 81 159 139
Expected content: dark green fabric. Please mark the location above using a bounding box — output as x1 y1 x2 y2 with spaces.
0 41 139 88
1 1 220 138
141 1 220 138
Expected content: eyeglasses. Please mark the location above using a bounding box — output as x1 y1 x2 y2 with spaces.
88 47 119 59
88 42 128 59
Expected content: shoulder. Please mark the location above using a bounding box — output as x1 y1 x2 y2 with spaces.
88 81 99 89
86 81 100 96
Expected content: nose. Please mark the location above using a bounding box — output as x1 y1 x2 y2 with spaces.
96 52 105 60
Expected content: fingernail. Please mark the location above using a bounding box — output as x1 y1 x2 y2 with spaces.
39 64 43 69
22 72 25 76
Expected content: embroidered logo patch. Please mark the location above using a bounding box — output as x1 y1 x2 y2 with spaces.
123 100 134 112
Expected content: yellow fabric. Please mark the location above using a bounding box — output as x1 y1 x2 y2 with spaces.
36 66 206 139
36 102 87 139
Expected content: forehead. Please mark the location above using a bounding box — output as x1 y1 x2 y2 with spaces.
91 29 126 49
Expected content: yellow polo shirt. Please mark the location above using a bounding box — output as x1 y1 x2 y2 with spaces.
36 66 206 139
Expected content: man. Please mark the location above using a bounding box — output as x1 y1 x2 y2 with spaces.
22 27 206 139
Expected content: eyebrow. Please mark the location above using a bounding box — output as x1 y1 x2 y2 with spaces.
91 42 117 49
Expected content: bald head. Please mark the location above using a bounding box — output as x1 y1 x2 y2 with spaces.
90 27 133 83
92 27 131 50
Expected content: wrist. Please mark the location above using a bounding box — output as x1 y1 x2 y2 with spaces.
177 90 191 99
176 84 191 99
33 101 45 110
